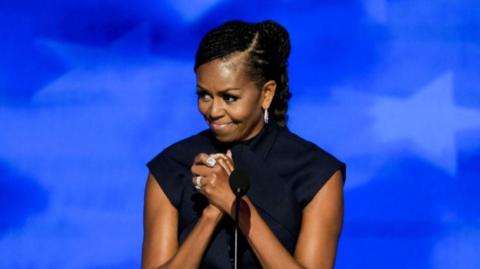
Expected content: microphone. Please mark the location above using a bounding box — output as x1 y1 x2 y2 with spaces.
229 169 250 197
229 168 250 269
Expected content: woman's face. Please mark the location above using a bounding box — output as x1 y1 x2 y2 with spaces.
196 54 268 143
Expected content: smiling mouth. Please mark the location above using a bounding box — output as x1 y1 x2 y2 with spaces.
209 122 233 131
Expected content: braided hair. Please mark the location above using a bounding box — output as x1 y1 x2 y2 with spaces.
194 20 292 127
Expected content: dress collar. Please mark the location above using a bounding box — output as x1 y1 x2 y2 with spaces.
205 122 279 161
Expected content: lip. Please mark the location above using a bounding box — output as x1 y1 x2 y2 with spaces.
209 122 233 131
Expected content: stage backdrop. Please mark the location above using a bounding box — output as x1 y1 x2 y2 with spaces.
1 0 479 268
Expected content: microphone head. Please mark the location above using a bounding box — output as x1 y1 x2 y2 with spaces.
229 169 250 197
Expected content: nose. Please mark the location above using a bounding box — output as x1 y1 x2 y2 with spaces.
208 98 224 119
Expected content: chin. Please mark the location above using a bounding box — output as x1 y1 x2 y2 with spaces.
209 124 243 143
213 133 237 143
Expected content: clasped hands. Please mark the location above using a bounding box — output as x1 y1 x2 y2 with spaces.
191 150 237 217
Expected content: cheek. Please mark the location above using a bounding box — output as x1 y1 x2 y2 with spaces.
197 100 208 116
228 99 261 122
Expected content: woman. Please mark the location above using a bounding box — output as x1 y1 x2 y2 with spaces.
142 20 345 269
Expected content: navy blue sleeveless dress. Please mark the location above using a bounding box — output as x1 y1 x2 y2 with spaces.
147 123 346 268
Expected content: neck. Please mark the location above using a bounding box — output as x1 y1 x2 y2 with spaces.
241 117 266 142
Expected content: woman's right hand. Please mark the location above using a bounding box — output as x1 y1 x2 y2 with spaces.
191 150 236 215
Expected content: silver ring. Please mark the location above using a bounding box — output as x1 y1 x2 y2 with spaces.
194 176 203 190
206 156 216 167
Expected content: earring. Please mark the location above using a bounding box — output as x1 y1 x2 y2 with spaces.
263 108 269 124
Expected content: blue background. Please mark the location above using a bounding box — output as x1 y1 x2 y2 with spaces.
1 0 479 268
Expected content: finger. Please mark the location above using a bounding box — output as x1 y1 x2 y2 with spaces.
193 153 210 166
198 184 208 196
216 158 232 175
193 174 214 189
216 154 234 172
191 164 211 177
209 153 231 169
208 153 234 167
208 153 224 160
197 176 213 195
220 151 234 167
192 175 204 189
224 156 235 172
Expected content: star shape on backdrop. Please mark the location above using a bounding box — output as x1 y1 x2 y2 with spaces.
370 71 480 175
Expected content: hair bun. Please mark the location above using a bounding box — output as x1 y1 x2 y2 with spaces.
256 20 291 67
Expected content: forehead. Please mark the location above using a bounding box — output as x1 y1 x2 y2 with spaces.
196 53 251 90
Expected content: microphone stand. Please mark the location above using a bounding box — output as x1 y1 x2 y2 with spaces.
234 189 241 269
229 168 249 269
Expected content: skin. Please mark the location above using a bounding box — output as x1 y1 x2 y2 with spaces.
142 53 344 269
195 53 275 143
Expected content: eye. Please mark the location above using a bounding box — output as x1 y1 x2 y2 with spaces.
223 94 238 103
196 90 212 102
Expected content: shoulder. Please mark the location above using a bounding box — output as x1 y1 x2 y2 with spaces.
272 126 346 207
164 130 211 156
274 126 340 163
145 130 212 208
148 130 211 165
150 130 208 158
271 125 346 183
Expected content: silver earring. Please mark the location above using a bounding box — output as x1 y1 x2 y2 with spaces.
264 109 269 124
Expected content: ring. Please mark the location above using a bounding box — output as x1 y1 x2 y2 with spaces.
194 176 203 190
206 156 216 167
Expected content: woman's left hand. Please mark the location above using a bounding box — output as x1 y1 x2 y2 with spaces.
191 150 236 215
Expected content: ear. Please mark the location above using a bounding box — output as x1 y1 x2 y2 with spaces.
261 80 277 110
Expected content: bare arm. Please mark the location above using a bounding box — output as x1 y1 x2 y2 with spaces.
236 170 344 269
294 169 344 268
141 173 223 269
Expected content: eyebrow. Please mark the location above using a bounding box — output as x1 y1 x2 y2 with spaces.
196 85 242 93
